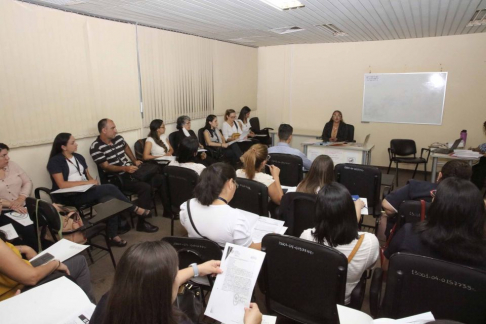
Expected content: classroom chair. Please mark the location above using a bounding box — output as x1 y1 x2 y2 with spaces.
229 178 269 216
249 117 273 146
266 153 303 187
277 192 316 237
134 138 147 160
387 139 431 186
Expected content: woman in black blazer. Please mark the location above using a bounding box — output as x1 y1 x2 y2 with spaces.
321 110 348 142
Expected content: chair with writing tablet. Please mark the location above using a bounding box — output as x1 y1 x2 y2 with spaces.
387 139 431 186
266 153 303 187
229 178 269 216
249 117 273 146
370 253 486 323
262 234 364 323
25 197 116 268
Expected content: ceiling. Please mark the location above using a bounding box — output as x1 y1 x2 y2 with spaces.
26 0 486 47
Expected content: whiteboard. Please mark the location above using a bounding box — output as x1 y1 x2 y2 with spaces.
362 72 447 125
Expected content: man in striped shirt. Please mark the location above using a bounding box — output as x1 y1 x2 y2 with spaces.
90 119 158 233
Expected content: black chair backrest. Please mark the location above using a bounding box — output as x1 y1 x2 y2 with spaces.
96 164 110 185
26 197 62 241
279 192 316 237
168 131 178 152
335 163 382 217
262 234 347 324
229 178 269 216
163 166 199 213
346 124 355 142
134 138 146 160
197 128 206 147
266 153 303 187
390 139 417 156
383 253 486 323
162 236 222 268
397 200 431 231
249 117 261 132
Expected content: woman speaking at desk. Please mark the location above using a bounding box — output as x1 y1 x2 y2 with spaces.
322 110 348 142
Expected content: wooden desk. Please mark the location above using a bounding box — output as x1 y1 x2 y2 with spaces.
430 152 480 183
303 143 374 165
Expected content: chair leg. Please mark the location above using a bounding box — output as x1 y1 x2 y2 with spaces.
153 196 158 216
86 246 94 264
171 216 174 236
424 163 427 181
395 162 399 187
412 163 419 179
387 161 392 174
103 234 117 269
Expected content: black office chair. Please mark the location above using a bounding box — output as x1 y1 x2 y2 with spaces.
169 131 178 153
388 139 431 186
25 197 116 268
278 192 316 237
249 117 272 146
335 163 382 232
134 138 146 160
162 236 222 303
262 234 353 323
229 178 269 216
370 253 486 323
266 153 303 187
163 166 199 235
396 200 430 232
345 124 355 142
34 187 94 219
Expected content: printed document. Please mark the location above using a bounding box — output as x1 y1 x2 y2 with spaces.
337 304 434 324
251 217 286 243
205 243 266 324
0 223 19 240
51 184 93 194
4 212 33 226
30 239 89 263
0 277 95 324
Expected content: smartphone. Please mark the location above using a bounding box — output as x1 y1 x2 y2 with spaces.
30 252 55 267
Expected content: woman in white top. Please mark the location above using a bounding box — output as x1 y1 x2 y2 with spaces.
203 114 243 166
237 106 256 136
236 144 284 205
296 155 334 195
300 182 379 305
143 119 173 160
180 162 261 250
222 109 256 153
169 137 206 175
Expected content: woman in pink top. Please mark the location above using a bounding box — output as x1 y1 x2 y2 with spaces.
0 143 37 250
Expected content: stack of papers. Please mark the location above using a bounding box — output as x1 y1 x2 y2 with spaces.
452 150 482 158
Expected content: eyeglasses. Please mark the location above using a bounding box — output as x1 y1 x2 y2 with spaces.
0 153 8 159
233 179 239 189
266 155 271 161
430 189 437 198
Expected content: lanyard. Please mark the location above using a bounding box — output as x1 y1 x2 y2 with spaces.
66 157 83 177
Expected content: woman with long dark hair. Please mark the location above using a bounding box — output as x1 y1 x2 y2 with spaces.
180 162 261 250
296 155 334 194
170 137 206 175
203 115 243 165
237 106 255 138
143 119 173 160
91 240 262 324
300 182 378 305
321 110 349 142
385 177 486 269
47 133 153 246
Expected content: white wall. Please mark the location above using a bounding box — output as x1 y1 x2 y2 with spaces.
258 33 486 168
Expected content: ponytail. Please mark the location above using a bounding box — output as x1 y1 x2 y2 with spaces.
240 144 267 180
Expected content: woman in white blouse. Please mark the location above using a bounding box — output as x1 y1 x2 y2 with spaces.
237 106 256 137
143 119 173 161
236 144 284 205
180 162 261 250
203 115 242 166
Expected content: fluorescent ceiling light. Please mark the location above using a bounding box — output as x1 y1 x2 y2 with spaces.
260 0 305 11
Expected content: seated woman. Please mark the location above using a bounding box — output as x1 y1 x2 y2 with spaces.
171 115 214 166
237 106 256 138
300 182 378 305
0 229 94 302
180 162 261 250
296 155 334 194
0 143 37 250
47 133 153 247
384 177 486 270
90 240 261 324
170 137 206 175
203 114 243 166
222 109 254 153
143 119 174 161
321 110 349 142
236 144 284 205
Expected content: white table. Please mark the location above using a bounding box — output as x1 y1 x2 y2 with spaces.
430 152 480 183
303 143 374 165
270 129 320 146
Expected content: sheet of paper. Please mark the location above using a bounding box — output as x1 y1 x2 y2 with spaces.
51 184 93 194
254 134 267 137
360 198 368 215
0 277 95 324
394 312 435 324
30 239 89 263
155 156 176 161
4 212 33 226
262 315 277 324
198 149 207 152
337 304 373 324
0 223 19 240
205 243 266 324
281 185 297 193
251 217 285 244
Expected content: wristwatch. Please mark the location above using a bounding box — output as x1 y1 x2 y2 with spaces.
190 263 199 277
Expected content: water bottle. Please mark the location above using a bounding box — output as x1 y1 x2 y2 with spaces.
460 130 467 147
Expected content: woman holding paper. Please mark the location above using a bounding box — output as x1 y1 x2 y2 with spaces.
142 119 174 160
180 162 261 250
0 230 94 302
90 240 262 324
47 133 152 247
0 143 38 250
300 182 379 305
203 114 243 166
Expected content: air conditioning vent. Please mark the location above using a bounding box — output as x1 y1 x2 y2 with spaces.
466 9 486 27
270 26 305 35
315 24 348 37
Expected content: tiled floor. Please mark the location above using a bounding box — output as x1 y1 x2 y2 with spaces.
86 168 428 316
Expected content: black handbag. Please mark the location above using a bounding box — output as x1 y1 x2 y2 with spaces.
131 163 159 182
176 283 204 324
